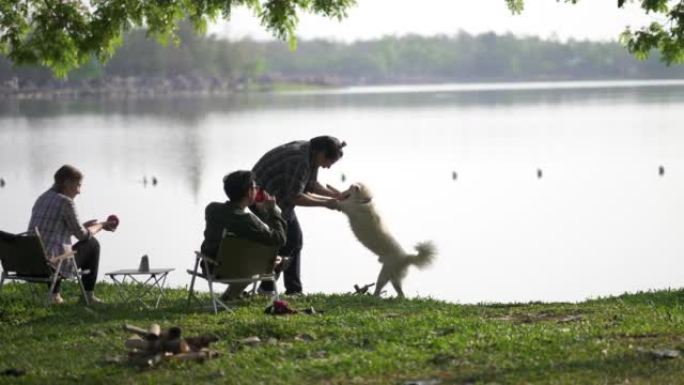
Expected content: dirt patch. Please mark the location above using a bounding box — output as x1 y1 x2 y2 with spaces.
491 311 585 324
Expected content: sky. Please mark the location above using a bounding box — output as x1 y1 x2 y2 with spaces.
209 0 662 43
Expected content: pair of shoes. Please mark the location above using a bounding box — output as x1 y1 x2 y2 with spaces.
85 291 105 305
284 290 303 297
50 293 64 305
257 287 276 295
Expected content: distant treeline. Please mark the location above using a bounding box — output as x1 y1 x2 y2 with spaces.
1 22 683 92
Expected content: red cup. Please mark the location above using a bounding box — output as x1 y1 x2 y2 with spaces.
107 214 120 229
255 188 266 203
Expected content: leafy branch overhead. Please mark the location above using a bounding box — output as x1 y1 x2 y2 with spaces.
2 0 684 76
507 0 684 65
0 0 355 77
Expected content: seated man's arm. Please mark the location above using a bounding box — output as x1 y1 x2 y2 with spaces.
233 209 287 248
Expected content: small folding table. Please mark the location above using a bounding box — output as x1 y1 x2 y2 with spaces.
105 268 174 309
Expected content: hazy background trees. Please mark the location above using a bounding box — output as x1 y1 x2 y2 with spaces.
1 24 683 89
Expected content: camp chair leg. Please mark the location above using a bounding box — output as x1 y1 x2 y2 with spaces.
201 258 220 314
47 274 59 307
75 271 89 306
213 296 232 313
206 277 218 314
206 281 233 313
272 279 279 301
187 257 200 305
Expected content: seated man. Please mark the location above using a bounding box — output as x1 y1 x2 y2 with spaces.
200 170 287 300
28 165 117 304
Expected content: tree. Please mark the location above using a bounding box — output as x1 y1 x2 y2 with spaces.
507 0 684 65
2 0 684 77
0 0 355 77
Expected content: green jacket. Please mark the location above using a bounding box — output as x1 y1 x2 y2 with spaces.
200 201 287 258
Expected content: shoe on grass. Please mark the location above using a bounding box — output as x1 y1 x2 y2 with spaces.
257 286 276 296
85 291 105 305
50 293 64 305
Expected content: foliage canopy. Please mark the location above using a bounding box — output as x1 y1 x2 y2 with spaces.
0 0 355 77
508 0 684 65
1 0 684 76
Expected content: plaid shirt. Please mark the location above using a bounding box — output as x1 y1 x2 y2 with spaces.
28 187 91 276
252 140 318 219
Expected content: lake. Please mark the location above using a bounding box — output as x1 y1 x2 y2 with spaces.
1 79 684 303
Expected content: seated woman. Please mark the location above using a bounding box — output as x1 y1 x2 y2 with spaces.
200 170 287 300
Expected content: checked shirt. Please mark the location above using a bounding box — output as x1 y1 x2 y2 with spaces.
28 187 91 276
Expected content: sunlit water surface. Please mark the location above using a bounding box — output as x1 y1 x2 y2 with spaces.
2 79 684 303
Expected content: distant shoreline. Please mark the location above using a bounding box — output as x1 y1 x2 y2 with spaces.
1 75 683 101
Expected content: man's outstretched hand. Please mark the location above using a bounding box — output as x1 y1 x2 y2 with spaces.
326 184 351 200
324 199 340 211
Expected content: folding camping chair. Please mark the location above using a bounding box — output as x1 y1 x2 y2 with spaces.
0 228 90 306
187 237 279 313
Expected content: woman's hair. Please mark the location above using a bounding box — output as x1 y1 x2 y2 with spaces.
53 165 83 188
310 135 346 161
223 170 255 202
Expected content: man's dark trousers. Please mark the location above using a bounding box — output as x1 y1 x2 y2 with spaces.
260 212 302 294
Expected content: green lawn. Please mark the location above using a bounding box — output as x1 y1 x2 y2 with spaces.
1 283 683 384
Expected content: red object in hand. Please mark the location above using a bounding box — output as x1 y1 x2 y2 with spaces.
255 188 266 203
107 214 120 228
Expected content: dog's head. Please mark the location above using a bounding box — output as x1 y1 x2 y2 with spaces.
345 182 373 204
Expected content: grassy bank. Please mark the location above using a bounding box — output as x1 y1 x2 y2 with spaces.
1 283 683 384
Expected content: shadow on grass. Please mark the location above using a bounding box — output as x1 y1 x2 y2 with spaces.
446 353 683 384
1 281 435 327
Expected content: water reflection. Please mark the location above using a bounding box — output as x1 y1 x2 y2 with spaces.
3 80 684 119
1 80 684 303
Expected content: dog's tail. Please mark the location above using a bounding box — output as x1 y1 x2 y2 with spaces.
406 241 436 269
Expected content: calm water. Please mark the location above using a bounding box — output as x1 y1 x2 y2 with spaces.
2 80 684 303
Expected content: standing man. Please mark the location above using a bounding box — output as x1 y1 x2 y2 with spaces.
253 135 347 295
28 165 116 304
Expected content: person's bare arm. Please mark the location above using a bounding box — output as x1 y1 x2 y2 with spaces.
311 181 349 199
86 222 105 235
294 192 339 210
84 218 118 235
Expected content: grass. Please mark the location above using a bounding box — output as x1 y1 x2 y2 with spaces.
1 283 684 384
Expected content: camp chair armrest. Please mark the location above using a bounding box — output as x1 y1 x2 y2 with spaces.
194 251 218 266
49 250 76 263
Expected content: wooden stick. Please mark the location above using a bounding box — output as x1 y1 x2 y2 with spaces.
123 324 151 337
170 351 221 362
184 335 219 351
161 326 182 341
128 352 163 367
162 339 190 354
125 337 189 354
148 324 160 338
124 338 149 351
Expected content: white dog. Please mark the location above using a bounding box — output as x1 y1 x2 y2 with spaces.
336 182 436 298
